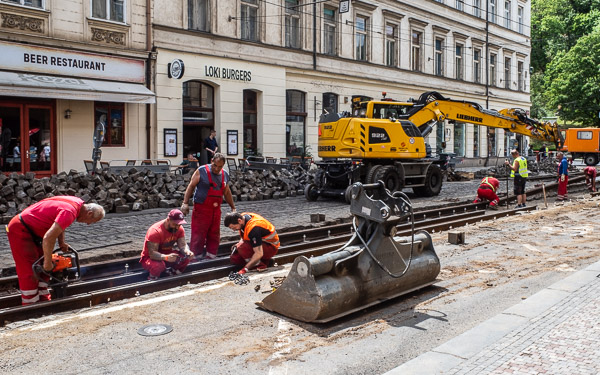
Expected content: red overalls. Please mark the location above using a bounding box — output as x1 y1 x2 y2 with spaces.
190 165 225 258
230 212 280 270
473 177 500 207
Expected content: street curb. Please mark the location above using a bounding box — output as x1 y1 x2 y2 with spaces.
383 260 600 375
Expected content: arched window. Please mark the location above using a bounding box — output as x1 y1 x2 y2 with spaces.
182 81 214 163
286 90 306 157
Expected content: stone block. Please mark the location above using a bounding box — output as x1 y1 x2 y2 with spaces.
115 205 130 213
448 231 465 245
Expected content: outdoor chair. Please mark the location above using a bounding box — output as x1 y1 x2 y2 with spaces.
227 158 238 172
126 160 136 166
141 160 153 165
83 160 94 173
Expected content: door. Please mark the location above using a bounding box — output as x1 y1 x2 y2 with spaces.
0 102 54 176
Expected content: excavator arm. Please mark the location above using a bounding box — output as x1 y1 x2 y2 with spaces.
405 91 562 146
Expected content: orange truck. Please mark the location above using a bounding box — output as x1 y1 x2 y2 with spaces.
559 128 600 166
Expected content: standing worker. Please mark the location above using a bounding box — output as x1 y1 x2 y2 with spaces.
584 166 597 192
224 212 280 275
556 152 569 201
505 149 528 208
181 153 236 260
5 196 105 304
140 209 195 280
472 176 500 210
204 129 219 159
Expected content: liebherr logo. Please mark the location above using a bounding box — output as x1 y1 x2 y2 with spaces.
457 114 483 123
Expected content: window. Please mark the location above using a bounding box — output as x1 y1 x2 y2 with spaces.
323 92 338 114
183 81 214 123
490 0 496 23
456 0 464 11
504 1 511 29
241 0 258 41
473 0 481 18
578 131 593 140
355 15 368 61
488 128 497 156
454 123 465 156
517 61 523 91
455 43 463 80
411 30 422 71
490 53 497 86
518 6 523 33
504 57 511 89
385 24 398 67
3 0 43 8
243 90 258 157
285 0 301 49
473 125 480 157
188 0 210 32
435 38 444 76
96 103 124 146
474 48 481 83
92 0 124 23
324 7 337 55
286 90 306 157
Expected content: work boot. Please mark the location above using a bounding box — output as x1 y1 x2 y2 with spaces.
148 275 159 281
488 204 498 210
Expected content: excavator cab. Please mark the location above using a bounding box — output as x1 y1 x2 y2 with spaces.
258 181 441 323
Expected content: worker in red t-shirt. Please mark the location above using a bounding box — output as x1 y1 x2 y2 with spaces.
584 166 597 192
140 209 194 280
6 196 105 304
473 176 501 210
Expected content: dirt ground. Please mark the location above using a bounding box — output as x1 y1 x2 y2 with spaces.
1 197 599 375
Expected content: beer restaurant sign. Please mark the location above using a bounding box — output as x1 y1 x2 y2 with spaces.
0 41 145 83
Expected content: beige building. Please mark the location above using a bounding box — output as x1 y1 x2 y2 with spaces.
0 0 154 175
153 0 532 165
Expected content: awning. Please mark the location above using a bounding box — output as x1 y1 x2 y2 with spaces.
0 71 155 103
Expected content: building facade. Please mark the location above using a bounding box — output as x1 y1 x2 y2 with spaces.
153 0 532 165
0 0 154 175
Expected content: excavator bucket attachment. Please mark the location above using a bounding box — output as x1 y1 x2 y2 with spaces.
257 181 441 323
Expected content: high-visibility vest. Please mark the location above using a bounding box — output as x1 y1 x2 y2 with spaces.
241 212 280 249
480 177 497 192
510 156 529 178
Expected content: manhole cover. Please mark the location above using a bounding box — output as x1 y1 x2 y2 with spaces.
137 324 173 336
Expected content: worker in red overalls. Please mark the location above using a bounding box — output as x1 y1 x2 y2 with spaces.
181 153 236 260
473 176 500 210
224 212 280 275
140 209 195 280
584 166 597 192
5 196 105 304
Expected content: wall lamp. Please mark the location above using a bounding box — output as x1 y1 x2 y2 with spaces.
64 109 72 119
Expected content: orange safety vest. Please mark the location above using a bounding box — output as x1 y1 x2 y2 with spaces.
480 177 497 192
240 212 280 249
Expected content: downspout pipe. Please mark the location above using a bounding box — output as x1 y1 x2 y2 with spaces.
145 0 152 160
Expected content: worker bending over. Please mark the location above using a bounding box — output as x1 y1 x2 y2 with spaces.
224 212 280 275
505 149 528 208
181 153 236 260
140 209 194 280
584 166 597 192
473 176 500 210
556 152 569 201
6 196 105 304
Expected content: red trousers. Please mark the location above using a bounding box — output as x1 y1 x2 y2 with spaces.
474 188 499 207
557 176 569 200
140 254 191 278
230 240 278 270
6 216 51 305
190 202 221 257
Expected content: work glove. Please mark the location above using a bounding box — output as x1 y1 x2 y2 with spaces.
180 203 189 215
238 267 248 275
560 174 565 182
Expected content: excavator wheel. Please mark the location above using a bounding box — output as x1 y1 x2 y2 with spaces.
374 165 401 192
304 184 319 201
413 164 442 197
366 165 383 184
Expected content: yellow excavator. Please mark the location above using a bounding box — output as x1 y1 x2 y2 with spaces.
305 91 562 201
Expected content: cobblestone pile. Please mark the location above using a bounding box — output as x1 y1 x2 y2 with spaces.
229 167 308 201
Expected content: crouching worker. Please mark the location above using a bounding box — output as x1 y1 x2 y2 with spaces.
584 166 597 192
140 209 194 280
224 212 280 276
473 176 500 210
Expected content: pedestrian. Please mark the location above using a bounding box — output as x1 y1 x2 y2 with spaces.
556 152 569 201
584 166 597 192
5 196 105 304
224 212 280 275
181 153 236 259
140 209 194 280
472 176 500 210
204 129 219 159
505 149 528 208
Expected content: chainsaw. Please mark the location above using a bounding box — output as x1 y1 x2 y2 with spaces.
32 247 81 298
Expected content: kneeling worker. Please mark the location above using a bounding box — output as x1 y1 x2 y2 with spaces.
224 212 280 275
140 209 195 280
473 176 500 210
